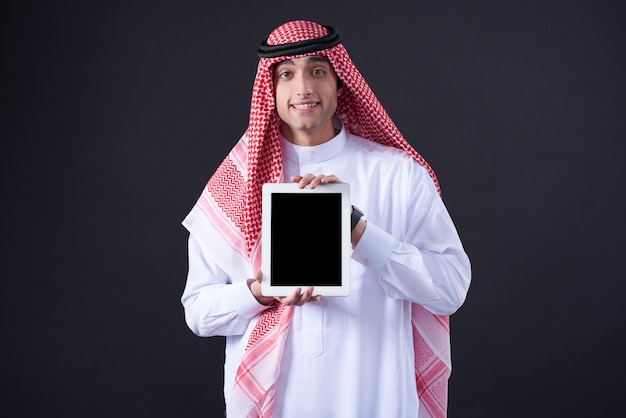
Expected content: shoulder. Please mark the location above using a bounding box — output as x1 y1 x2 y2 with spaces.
344 132 437 188
346 132 413 161
345 132 431 176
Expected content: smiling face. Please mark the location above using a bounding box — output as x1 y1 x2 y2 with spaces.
273 56 343 146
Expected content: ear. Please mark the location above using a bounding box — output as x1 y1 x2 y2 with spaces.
337 84 344 97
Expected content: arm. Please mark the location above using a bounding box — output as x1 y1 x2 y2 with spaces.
182 233 322 336
181 235 270 337
352 166 471 316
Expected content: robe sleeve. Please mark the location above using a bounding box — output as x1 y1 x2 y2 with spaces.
181 235 268 337
351 163 471 316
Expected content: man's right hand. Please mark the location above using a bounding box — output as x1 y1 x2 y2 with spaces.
248 271 324 306
248 271 275 306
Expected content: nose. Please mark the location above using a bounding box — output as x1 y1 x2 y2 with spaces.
294 73 313 96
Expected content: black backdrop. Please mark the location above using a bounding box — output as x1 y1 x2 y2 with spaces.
3 1 625 417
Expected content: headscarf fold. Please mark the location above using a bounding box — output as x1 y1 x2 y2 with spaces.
191 20 450 418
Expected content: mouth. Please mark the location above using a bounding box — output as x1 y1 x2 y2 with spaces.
290 102 319 110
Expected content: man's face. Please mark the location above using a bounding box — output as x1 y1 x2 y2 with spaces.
273 56 343 146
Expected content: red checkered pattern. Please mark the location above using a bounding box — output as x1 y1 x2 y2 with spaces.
197 20 450 417
245 302 286 350
206 156 247 231
413 318 450 418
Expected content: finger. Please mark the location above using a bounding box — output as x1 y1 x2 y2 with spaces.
294 287 314 306
309 175 331 189
298 173 316 188
309 175 323 188
290 175 303 183
310 175 342 188
320 175 341 184
254 270 263 282
280 288 303 306
308 291 323 302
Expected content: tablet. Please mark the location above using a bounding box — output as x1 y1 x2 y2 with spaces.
261 182 351 297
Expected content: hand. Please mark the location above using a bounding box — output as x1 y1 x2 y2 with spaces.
248 271 275 306
248 271 324 306
275 286 323 306
291 173 342 189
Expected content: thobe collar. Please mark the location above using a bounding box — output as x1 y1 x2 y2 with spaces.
279 117 347 164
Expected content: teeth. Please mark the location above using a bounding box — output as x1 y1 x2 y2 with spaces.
292 103 317 109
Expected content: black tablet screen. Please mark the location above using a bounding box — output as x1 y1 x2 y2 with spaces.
270 193 342 286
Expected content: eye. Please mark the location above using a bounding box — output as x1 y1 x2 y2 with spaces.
312 68 326 77
278 70 292 79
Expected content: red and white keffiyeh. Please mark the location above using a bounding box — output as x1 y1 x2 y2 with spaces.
192 20 451 418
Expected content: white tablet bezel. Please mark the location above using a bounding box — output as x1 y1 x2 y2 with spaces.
261 182 351 297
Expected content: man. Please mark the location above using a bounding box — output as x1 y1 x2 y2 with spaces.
181 20 471 418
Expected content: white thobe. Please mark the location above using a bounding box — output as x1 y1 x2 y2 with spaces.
182 124 471 417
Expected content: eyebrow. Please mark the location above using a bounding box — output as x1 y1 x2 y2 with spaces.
274 56 331 68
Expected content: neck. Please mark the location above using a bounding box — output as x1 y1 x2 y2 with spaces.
280 123 339 146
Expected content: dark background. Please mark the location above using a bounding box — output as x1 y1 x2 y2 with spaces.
2 1 625 417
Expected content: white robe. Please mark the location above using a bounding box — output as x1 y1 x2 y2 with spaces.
182 125 471 417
